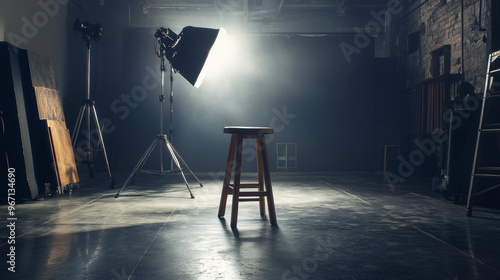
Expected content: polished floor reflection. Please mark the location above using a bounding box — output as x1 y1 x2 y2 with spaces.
1 172 499 280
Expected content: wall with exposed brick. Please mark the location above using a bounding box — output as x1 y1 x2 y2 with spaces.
395 0 491 91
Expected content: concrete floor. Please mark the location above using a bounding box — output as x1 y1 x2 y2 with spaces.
1 172 500 280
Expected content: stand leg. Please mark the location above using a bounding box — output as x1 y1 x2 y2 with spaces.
115 137 160 198
71 104 86 147
72 101 115 183
71 103 95 178
86 105 92 173
165 138 194 198
169 143 203 187
116 134 201 198
90 105 115 188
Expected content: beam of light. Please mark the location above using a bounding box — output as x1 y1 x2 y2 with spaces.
196 29 255 89
194 27 226 88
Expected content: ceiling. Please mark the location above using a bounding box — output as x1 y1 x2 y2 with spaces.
76 0 413 34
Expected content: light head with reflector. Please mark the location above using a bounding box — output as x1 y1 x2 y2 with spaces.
155 26 225 88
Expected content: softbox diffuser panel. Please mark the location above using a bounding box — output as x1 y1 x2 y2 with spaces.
170 26 219 87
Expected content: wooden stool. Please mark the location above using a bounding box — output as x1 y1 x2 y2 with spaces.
218 126 277 228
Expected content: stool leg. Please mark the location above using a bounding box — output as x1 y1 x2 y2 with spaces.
256 139 266 217
218 135 238 218
259 134 277 225
231 135 243 228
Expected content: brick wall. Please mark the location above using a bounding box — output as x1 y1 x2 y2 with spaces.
396 0 491 91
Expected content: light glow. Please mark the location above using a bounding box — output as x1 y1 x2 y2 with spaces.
194 27 226 88
196 29 256 90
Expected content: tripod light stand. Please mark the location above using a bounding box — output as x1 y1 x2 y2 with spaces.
71 19 115 187
115 26 224 198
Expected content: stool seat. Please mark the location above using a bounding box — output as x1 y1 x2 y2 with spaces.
218 126 277 228
224 126 273 135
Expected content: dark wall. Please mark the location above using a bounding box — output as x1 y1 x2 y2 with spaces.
92 29 399 173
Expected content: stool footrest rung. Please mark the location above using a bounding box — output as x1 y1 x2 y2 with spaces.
229 183 260 188
239 191 267 197
475 173 500 178
239 198 261 202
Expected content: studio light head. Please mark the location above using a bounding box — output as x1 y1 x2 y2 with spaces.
154 26 225 87
74 18 103 42
155 28 179 50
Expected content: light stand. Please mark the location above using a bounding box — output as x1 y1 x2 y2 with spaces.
168 58 175 170
114 47 203 198
71 20 115 187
